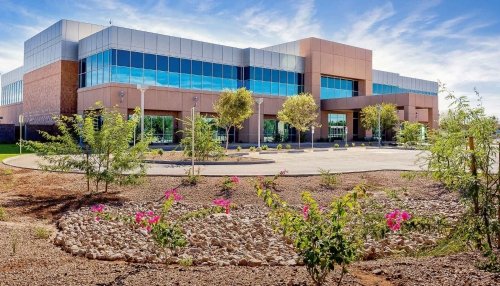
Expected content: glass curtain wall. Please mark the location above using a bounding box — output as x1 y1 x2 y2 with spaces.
320 76 358 99
263 119 296 143
79 49 304 97
129 115 174 144
372 83 437 96
0 80 23 106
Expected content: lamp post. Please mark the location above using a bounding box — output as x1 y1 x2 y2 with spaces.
191 96 198 174
256 98 263 148
18 114 24 154
345 126 348 147
136 85 149 141
377 104 381 148
311 126 315 150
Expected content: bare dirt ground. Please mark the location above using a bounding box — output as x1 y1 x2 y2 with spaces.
0 164 499 286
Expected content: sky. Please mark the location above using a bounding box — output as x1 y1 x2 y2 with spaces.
1 0 499 118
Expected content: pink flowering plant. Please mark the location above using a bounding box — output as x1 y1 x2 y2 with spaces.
213 198 232 214
220 176 240 197
385 209 412 232
257 183 364 286
90 204 112 221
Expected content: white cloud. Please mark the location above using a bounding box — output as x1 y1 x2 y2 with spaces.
332 2 500 119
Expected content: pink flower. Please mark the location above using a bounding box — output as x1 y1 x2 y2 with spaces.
401 211 411 221
148 215 160 225
385 209 411 232
135 212 145 224
302 205 309 220
91 204 105 213
230 176 240 184
165 189 183 201
95 217 100 222
213 198 231 214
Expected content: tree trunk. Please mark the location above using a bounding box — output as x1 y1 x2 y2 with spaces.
225 127 230 150
468 136 482 249
298 130 301 149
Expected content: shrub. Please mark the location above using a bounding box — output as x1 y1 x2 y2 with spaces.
249 146 256 152
255 170 287 191
334 143 340 148
351 142 355 147
256 188 363 286
0 207 7 221
179 256 194 267
285 144 292 150
182 168 201 186
261 145 269 150
276 144 283 150
361 143 365 147
256 147 262 152
236 146 242 152
344 143 349 148
34 227 51 239
318 169 339 189
221 176 240 197
157 149 164 156
179 115 224 161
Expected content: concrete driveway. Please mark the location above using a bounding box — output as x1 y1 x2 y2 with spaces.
3 148 428 176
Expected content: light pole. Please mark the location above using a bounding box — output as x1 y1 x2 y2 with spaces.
136 84 149 141
377 104 381 148
191 96 198 174
345 126 348 147
311 126 315 150
18 114 24 154
256 98 263 148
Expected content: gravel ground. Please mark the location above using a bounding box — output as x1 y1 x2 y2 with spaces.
1 165 499 285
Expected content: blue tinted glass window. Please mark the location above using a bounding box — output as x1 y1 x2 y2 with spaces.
131 52 143 68
97 53 103 70
223 65 232 78
297 74 303 85
144 54 156 70
254 67 262 80
180 73 191 89
346 80 353 90
117 50 130 67
254 80 262 94
192 60 202 75
202 76 213 90
328 78 335 88
353 81 358 91
213 63 222 77
181 59 191 74
213 77 222 91
203 62 212 76
81 58 87 74
192 74 202 89
223 78 232 90
157 56 168 71
144 69 156 85
271 82 279 95
169 57 180 73
279 83 287 95
262 81 271 94
272 70 279 82
90 54 97 71
279 70 287 83
169 72 180 87
263 68 271 82
321 77 328 87
232 66 239 80
288 72 295 84
103 66 109 83
115 66 130 83
130 68 143 84
102 50 110 67
157 71 168 86
97 69 103 84
244 67 250 80
111 49 117 65
334 78 341 89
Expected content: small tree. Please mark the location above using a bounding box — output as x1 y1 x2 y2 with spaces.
425 86 500 256
277 93 320 148
26 103 151 193
360 103 399 140
396 121 425 146
214 88 255 149
179 115 224 161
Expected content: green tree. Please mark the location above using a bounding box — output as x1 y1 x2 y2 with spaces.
214 88 255 149
425 87 499 253
26 103 151 193
277 93 320 148
179 115 224 161
396 121 425 146
360 103 399 140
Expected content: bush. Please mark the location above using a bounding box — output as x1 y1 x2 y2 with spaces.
256 188 363 285
157 149 164 156
344 143 349 148
276 144 283 150
256 147 262 152
334 143 340 148
34 227 51 239
179 256 194 267
182 168 201 186
179 115 224 161
261 145 269 150
236 146 242 152
0 207 7 221
361 143 365 147
285 144 292 149
249 146 256 152
351 142 355 147
318 169 339 189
